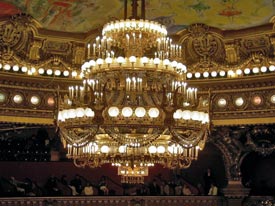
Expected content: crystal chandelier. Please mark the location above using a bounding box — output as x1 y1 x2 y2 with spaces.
57 0 209 184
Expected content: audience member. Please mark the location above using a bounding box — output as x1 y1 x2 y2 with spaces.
98 176 109 195
149 179 161 195
182 184 192 196
160 181 170 195
174 183 182 195
9 176 26 195
208 183 218 195
196 183 205 195
45 175 61 196
83 182 94 195
203 168 214 195
70 175 83 195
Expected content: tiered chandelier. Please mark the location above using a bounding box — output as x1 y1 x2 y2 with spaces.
57 0 209 184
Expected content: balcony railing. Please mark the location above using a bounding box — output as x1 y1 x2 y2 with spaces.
0 196 226 206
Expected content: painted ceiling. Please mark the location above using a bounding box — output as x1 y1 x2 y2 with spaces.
1 0 275 34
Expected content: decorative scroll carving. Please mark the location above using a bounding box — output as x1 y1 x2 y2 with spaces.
0 14 33 51
239 36 271 59
184 24 225 71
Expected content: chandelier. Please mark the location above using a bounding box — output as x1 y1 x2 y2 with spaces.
57 0 209 184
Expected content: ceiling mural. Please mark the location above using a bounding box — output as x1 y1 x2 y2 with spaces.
1 0 275 33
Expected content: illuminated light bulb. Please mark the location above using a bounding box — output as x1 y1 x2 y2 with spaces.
228 70 234 77
260 66 267 73
108 106 120 117
105 57 112 64
100 145 110 153
141 56 149 64
187 73 193 79
96 58 103 65
12 65 19 71
269 65 275 71
203 72 209 78
148 107 159 118
236 69 242 75
171 61 177 68
117 56 125 64
38 68 45 74
76 108 85 117
63 71 69 76
182 110 191 120
61 110 68 119
54 70 61 76
68 109 76 119
4 64 11 71
211 71 217 77
153 57 160 65
118 145 127 153
84 108 94 117
72 71 77 77
89 60 96 67
191 111 200 121
163 59 170 66
31 67 36 73
46 69 53 75
173 109 182 119
157 145 165 154
252 67 259 74
244 68 250 74
135 107 146 117
148 145 157 154
219 70 226 76
195 72 201 78
129 56 137 63
122 107 133 117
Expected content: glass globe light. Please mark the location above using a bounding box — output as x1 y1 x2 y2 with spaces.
4 64 11 71
38 68 45 74
76 108 85 117
54 70 61 76
118 145 127 153
117 56 125 64
105 57 112 64
108 106 120 117
129 56 137 63
182 110 191 120
148 107 159 118
122 107 133 117
135 107 146 117
219 70 226 76
141 56 149 64
96 58 104 65
68 109 76 119
157 145 165 154
89 60 96 67
61 110 69 119
100 145 110 153
163 59 170 66
12 65 19 71
153 58 160 65
173 109 182 119
21 66 28 73
148 145 157 154
84 108 94 117
191 111 200 121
